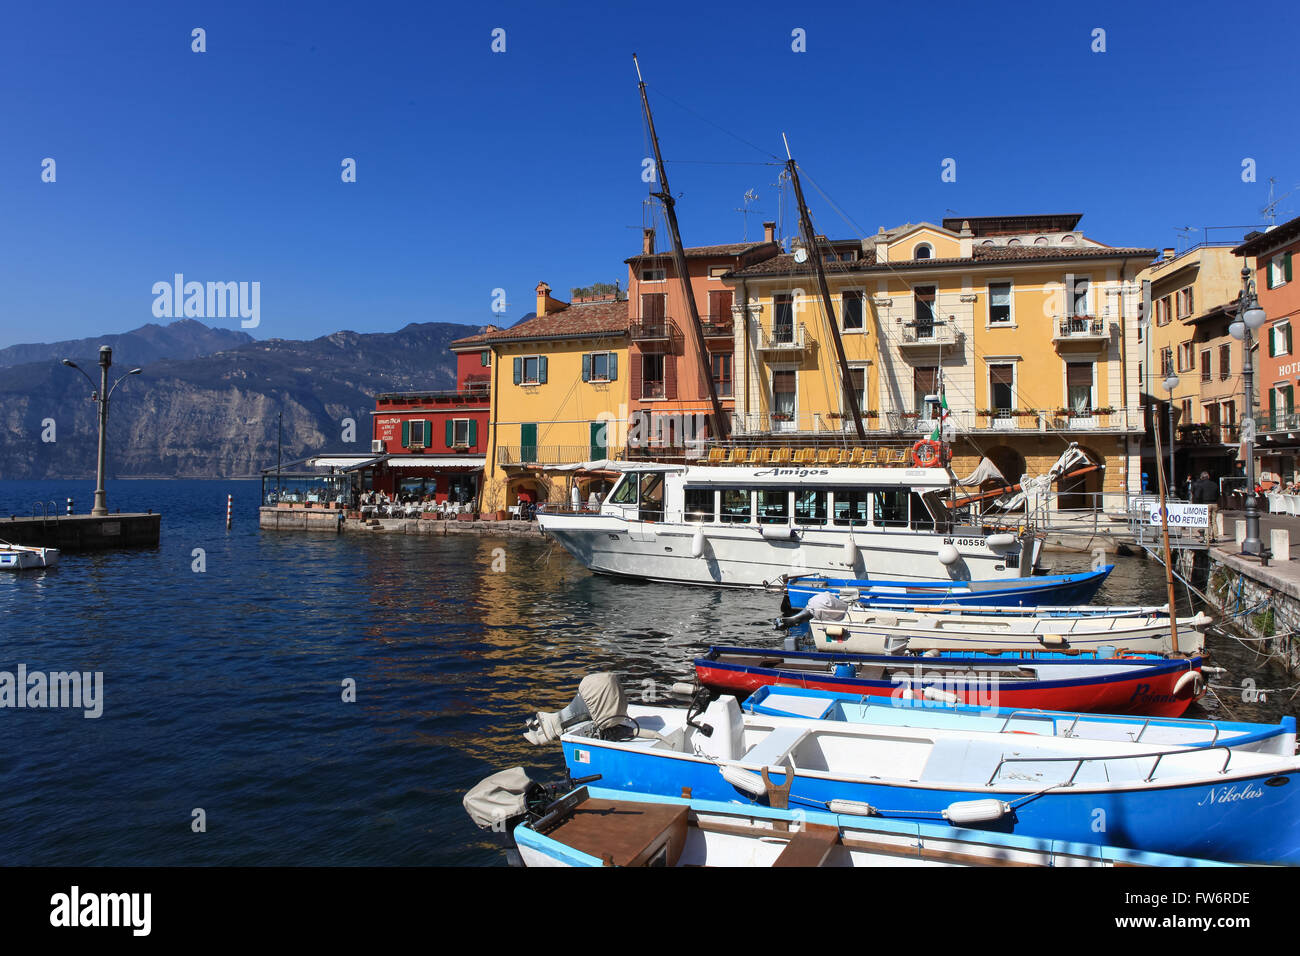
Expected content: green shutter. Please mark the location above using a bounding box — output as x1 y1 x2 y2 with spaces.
1268 261 1277 290
1287 252 1294 283
446 419 454 447
539 356 548 383
1064 273 1075 318
401 420 410 447
609 354 618 381
468 419 477 447
513 357 522 384
1270 327 1277 357
582 354 591 382
481 350 489 367
1288 325 1294 355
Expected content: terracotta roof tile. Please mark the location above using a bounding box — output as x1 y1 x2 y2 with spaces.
451 300 629 347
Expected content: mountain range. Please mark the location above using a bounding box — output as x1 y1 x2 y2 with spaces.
0 319 482 479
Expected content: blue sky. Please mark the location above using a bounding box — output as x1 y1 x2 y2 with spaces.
1 0 1296 349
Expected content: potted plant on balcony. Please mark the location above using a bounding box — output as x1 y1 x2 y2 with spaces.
770 412 794 423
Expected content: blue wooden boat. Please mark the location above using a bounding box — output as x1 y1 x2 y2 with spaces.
512 785 1235 867
781 565 1112 613
542 689 1300 864
741 685 1297 754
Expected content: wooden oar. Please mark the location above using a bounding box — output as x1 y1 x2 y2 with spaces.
1150 413 1180 655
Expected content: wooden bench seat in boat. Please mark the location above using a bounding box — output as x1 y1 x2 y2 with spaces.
543 797 689 866
773 822 840 867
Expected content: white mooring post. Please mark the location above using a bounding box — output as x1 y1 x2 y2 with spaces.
1271 528 1290 562
226 494 232 529
66 497 73 515
1235 520 1247 548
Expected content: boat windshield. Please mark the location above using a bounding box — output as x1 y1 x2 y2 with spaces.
609 474 637 505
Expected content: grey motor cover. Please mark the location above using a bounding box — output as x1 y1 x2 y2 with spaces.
806 591 850 621
524 673 628 745
463 767 535 829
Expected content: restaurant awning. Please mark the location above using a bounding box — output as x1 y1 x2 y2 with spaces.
307 455 384 471
385 455 485 469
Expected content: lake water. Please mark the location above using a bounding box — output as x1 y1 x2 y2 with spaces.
0 479 1294 865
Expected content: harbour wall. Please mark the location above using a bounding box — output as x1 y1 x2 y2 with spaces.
258 507 544 537
0 512 161 551
1192 546 1300 678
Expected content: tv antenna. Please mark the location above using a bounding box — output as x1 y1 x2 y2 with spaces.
734 189 767 241
1261 178 1298 226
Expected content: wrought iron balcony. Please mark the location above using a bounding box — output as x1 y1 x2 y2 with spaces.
756 322 810 353
1053 316 1108 342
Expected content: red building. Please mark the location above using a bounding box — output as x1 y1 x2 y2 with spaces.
364 342 492 506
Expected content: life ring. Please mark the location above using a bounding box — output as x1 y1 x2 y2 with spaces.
911 439 944 467
1173 669 1206 700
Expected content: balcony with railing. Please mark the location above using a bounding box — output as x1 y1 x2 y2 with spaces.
1262 411 1300 434
497 444 626 466
899 322 962 348
630 316 680 343
1053 316 1109 342
699 313 734 338
755 322 810 354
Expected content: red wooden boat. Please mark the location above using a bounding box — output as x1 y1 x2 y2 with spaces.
694 645 1206 717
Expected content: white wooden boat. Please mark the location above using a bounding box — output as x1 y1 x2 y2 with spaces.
0 543 60 571
512 785 1233 867
537 462 1043 587
807 604 1209 655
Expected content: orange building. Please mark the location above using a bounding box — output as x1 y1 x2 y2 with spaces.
623 225 780 457
1236 215 1300 483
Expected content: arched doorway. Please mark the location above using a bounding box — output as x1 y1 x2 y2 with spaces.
1056 445 1105 511
979 445 1027 514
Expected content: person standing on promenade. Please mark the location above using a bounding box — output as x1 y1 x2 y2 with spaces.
1191 471 1220 544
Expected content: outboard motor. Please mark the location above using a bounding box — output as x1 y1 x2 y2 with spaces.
524 673 631 744
463 767 545 865
775 591 850 630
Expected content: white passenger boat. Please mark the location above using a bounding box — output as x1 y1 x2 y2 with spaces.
537 461 1043 588
807 604 1210 655
0 542 60 571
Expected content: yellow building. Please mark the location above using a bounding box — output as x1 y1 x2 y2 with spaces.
1136 244 1247 487
455 282 630 511
725 214 1155 512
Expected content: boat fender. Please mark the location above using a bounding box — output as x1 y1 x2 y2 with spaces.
922 649 941 658
938 545 960 566
985 533 1017 551
827 799 878 816
922 687 959 704
720 765 766 797
669 682 698 698
831 663 855 679
824 625 845 640
942 799 1011 826
1039 634 1066 647
1174 669 1207 700
836 587 860 602
761 524 796 541
691 527 706 558
843 535 859 566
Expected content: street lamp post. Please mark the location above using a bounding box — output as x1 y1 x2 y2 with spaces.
1163 373 1179 498
1229 265 1269 560
62 346 142 516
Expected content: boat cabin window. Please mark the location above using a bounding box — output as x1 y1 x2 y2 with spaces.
918 490 951 532
719 488 752 524
874 487 909 528
832 490 870 527
609 474 638 505
909 492 936 531
794 489 826 525
756 489 790 525
684 487 715 522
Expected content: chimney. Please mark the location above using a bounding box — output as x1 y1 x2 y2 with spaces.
535 281 568 317
1163 247 1176 261
763 221 776 244
643 228 655 256
959 219 973 258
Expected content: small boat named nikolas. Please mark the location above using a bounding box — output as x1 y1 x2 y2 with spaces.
807 604 1211 655
780 565 1111 613
523 675 1300 864
0 542 60 571
695 645 1208 716
740 685 1296 754
500 784 1234 868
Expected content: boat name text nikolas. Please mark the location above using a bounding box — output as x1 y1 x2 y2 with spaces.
1196 783 1264 807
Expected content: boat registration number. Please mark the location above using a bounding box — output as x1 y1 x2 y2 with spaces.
943 537 985 547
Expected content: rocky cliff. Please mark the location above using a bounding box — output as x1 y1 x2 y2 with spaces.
0 321 481 479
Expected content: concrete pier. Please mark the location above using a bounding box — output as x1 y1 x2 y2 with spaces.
0 512 161 551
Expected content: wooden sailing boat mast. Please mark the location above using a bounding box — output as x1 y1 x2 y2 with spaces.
633 55 729 444
782 135 866 442
1150 405 1181 654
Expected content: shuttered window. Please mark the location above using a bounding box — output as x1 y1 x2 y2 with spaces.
913 367 937 410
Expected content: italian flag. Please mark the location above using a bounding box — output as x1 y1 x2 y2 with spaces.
930 390 949 441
